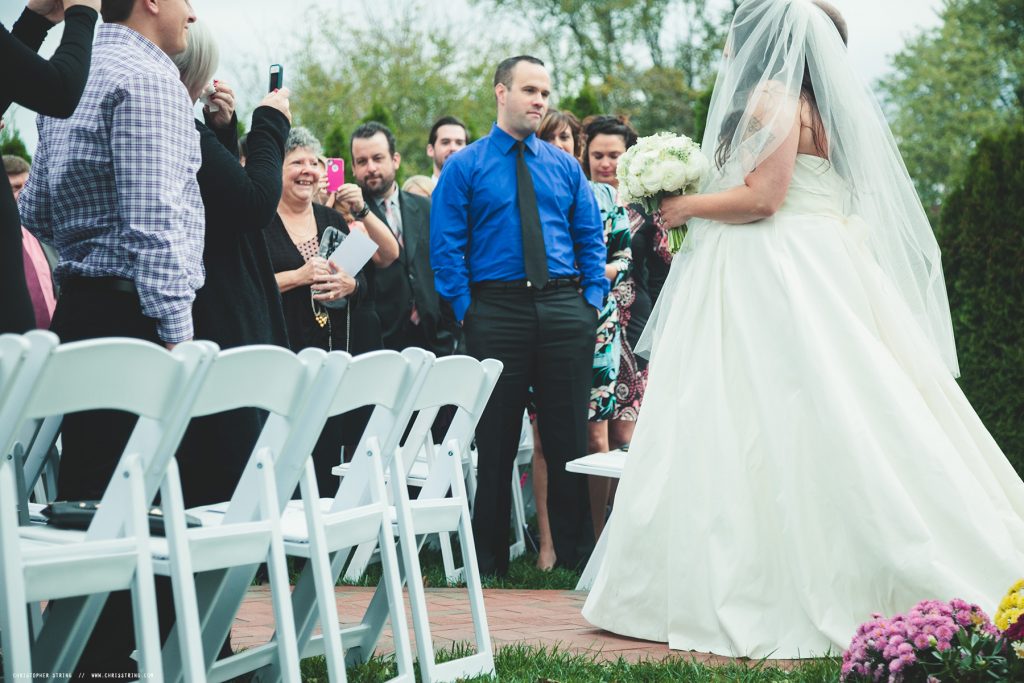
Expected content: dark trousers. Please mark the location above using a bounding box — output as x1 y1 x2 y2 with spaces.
464 283 595 575
47 279 168 676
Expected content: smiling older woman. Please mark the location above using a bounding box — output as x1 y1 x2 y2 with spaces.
264 126 398 494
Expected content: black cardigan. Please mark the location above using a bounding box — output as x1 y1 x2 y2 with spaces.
177 105 290 508
264 203 382 355
1 6 97 334
191 106 290 349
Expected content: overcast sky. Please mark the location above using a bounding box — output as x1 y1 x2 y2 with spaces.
3 0 944 154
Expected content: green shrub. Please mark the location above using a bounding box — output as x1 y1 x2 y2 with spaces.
939 123 1024 474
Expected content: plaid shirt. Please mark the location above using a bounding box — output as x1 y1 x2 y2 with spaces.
20 23 204 343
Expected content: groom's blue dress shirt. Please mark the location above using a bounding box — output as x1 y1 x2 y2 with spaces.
430 123 608 322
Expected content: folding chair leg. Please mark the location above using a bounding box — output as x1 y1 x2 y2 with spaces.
389 461 441 681
373 521 414 680
509 464 526 561
342 538 377 582
160 459 207 682
298 460 347 683
438 532 460 583
256 451 301 678
123 455 163 680
0 454 33 677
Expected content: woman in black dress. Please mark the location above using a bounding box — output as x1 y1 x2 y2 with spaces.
170 20 293 508
1 0 100 333
265 126 398 495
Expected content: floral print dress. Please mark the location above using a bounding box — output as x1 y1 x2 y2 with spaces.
589 182 633 422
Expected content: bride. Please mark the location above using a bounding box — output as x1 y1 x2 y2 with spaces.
582 0 1024 659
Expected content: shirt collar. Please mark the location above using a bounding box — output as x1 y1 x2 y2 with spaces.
377 183 399 206
95 23 179 77
489 123 540 156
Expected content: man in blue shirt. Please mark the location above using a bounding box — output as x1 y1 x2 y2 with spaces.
431 55 607 576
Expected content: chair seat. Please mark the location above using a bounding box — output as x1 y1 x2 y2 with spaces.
280 499 387 555
149 519 274 573
26 502 48 523
17 532 142 602
565 448 627 478
406 498 463 536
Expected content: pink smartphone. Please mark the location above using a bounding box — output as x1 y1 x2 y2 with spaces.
325 158 345 193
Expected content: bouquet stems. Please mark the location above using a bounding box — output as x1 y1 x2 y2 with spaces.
667 225 687 254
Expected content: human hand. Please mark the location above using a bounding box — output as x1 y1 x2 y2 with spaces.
317 174 331 206
655 194 693 230
298 256 330 287
27 0 65 23
347 220 368 235
204 80 236 129
312 261 356 302
335 183 367 214
259 87 291 122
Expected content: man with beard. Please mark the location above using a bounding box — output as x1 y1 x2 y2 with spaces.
430 55 606 576
351 121 458 355
427 114 468 186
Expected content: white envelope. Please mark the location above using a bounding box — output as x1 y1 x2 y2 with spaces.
328 229 378 275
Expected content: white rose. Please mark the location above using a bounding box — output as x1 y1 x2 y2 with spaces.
661 161 689 192
684 152 710 183
626 173 646 199
640 161 667 194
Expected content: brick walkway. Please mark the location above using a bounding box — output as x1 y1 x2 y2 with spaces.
233 586 764 666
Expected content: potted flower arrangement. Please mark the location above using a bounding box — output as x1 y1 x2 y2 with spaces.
841 580 1024 682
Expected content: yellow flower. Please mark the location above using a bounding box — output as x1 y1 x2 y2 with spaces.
1013 641 1024 661
995 579 1024 631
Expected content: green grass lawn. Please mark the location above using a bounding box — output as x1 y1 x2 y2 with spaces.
337 545 581 591
300 642 844 682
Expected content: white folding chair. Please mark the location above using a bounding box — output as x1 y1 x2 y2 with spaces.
346 355 503 683
152 345 336 682
157 349 354 683
1 335 217 679
218 348 431 683
398 408 531 582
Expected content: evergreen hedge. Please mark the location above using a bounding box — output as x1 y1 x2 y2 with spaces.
939 124 1024 474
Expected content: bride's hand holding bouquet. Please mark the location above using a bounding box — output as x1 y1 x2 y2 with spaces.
615 131 709 254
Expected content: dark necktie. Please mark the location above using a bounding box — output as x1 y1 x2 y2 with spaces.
516 141 549 289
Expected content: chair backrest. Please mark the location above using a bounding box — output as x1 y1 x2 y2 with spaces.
189 345 319 418
327 347 433 456
326 348 434 509
2 337 218 539
400 356 503 481
0 334 33 448
207 346 338 523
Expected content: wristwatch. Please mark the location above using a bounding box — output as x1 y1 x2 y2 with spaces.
353 203 370 219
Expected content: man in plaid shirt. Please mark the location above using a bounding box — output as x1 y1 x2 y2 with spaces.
18 0 201 674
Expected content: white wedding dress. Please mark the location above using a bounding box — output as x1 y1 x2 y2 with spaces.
582 154 1024 658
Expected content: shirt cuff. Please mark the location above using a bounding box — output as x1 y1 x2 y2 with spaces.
452 293 472 322
156 307 195 345
583 284 605 311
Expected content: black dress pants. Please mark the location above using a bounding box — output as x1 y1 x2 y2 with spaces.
47 279 168 676
463 282 596 575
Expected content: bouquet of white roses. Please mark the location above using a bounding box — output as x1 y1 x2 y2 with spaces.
616 132 709 254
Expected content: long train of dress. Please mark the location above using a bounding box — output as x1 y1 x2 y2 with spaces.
582 155 1024 658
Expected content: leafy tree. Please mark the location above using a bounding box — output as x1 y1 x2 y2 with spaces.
0 117 31 163
878 0 1023 215
939 124 1024 475
287 3 512 179
470 0 728 138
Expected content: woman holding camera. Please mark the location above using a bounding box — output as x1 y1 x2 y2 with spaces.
170 21 294 508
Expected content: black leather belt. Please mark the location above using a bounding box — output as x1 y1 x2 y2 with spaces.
472 277 580 292
63 276 138 296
